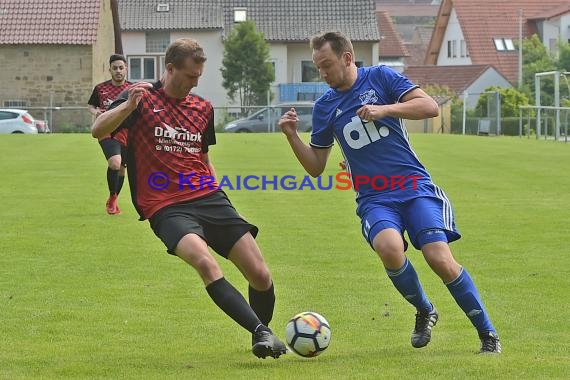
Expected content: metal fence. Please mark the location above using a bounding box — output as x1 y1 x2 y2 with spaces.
14 104 308 133
13 103 570 142
22 106 92 133
519 105 570 142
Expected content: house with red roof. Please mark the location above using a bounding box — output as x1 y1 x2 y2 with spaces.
425 0 570 87
400 0 570 109
376 10 409 72
0 0 121 115
118 0 381 107
404 64 511 108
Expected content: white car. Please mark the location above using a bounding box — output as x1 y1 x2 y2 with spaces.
0 109 39 134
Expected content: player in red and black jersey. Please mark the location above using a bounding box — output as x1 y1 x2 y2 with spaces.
88 54 132 215
91 39 287 359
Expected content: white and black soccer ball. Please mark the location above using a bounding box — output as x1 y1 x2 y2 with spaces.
285 311 331 357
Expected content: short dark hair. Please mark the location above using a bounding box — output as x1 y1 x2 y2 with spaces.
310 31 354 58
165 38 207 69
109 54 127 65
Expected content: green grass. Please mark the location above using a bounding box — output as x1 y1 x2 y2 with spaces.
0 133 568 379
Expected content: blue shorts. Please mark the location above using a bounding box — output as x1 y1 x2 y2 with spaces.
358 188 461 251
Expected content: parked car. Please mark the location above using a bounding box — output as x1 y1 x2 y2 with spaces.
0 109 38 134
224 102 314 133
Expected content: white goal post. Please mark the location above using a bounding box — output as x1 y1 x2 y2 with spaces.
534 71 570 140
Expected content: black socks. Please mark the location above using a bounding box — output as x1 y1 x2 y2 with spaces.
206 277 262 333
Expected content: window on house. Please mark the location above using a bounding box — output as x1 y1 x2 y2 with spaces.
493 38 516 52
493 38 505 51
504 39 515 51
234 7 247 22
159 56 165 74
452 40 457 57
146 32 170 53
460 40 467 57
128 56 158 81
3 100 27 108
447 40 452 58
156 3 169 12
302 61 320 82
269 61 276 80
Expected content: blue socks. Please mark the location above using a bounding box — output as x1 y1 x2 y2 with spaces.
386 258 432 314
386 259 496 334
446 268 496 333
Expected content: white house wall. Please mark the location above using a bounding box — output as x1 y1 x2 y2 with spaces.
562 13 570 44
280 42 378 84
121 31 230 111
539 12 570 53
121 34 379 110
269 43 288 100
437 8 472 66
464 68 512 108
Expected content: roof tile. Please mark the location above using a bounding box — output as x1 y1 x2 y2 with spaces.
119 0 223 30
377 11 409 57
403 64 502 94
0 0 101 44
452 0 570 83
119 0 380 42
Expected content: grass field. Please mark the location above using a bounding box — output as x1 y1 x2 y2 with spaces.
1 133 569 379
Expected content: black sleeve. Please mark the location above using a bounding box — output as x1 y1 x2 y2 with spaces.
107 89 129 111
201 112 216 153
87 86 99 107
108 89 138 135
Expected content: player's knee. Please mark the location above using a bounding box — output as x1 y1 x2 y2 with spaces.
372 234 405 263
193 256 223 283
108 155 122 170
421 240 461 281
248 263 272 290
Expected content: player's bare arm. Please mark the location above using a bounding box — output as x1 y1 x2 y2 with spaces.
356 88 439 121
91 82 152 138
88 105 103 118
279 107 331 177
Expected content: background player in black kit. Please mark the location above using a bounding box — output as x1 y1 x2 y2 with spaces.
88 54 132 215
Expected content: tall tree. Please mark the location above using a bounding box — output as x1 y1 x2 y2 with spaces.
555 42 570 106
521 34 556 105
221 20 275 112
475 86 530 117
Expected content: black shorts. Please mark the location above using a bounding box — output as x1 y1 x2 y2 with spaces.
99 138 127 167
149 190 259 257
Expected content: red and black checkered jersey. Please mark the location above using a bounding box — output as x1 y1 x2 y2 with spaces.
88 80 132 142
88 80 132 110
110 81 218 220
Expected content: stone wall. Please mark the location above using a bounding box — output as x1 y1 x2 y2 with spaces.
0 44 93 108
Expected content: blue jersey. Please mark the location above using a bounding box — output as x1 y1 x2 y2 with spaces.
311 65 434 205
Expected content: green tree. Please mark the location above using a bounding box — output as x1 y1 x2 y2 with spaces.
476 86 530 117
555 42 570 106
520 34 556 105
220 21 275 112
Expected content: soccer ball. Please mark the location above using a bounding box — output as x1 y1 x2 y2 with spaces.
285 311 331 357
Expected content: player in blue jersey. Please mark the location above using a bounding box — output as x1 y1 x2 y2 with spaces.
278 31 501 354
